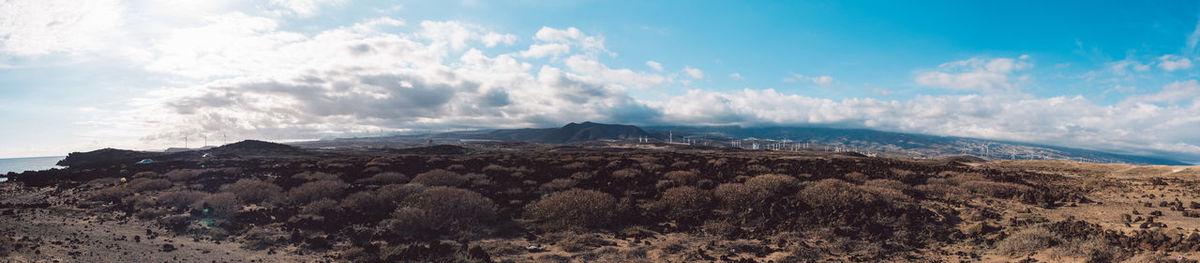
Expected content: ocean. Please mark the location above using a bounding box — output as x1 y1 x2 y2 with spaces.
0 156 64 175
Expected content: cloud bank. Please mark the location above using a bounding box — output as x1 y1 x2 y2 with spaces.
1 0 1198 162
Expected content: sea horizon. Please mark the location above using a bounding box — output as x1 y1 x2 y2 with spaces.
0 156 65 175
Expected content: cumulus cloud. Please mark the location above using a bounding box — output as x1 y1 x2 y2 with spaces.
0 0 123 56
3 2 1198 162
914 57 1030 93
1158 55 1193 71
645 60 663 71
267 0 344 16
784 73 835 87
683 66 704 79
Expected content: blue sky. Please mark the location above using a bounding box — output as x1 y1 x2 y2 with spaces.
1 0 1199 162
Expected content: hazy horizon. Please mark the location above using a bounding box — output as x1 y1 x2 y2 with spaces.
2 1 1199 161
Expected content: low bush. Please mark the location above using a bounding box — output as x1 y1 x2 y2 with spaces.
744 174 799 196
611 168 641 179
538 178 577 192
663 170 700 185
157 190 207 209
994 227 1062 256
653 186 712 223
300 198 341 216
713 183 762 209
240 226 288 250
339 191 396 218
411 169 468 187
525 189 618 231
286 180 348 204
128 178 172 192
195 192 242 218
404 186 496 234
220 179 283 205
164 169 203 182
356 172 409 185
89 186 132 201
294 171 340 181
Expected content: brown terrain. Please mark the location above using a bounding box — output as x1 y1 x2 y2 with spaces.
2 140 1199 262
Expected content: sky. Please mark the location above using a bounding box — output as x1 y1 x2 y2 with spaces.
1 0 1199 162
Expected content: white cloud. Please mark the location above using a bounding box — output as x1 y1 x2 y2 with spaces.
481 32 517 47
729 73 742 80
683 66 704 79
0 0 123 56
1125 80 1200 105
914 57 1030 93
645 61 663 71
518 43 570 58
785 73 835 87
1158 55 1193 71
267 0 345 17
563 56 665 88
533 26 609 55
1108 59 1152 76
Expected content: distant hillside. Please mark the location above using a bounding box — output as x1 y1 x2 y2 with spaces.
535 122 656 143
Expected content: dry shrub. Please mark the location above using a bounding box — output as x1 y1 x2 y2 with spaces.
294 171 340 181
164 169 203 182
195 192 243 218
713 183 761 209
132 171 158 178
89 186 132 201
526 189 618 231
701 220 739 238
356 172 409 185
1048 236 1118 262
994 226 1062 257
546 232 614 252
86 177 122 187
798 179 883 210
960 180 1034 199
404 186 496 233
663 170 700 185
611 168 642 179
287 180 348 204
386 207 433 236
339 191 396 218
863 179 910 191
240 226 288 250
915 183 969 200
563 162 589 170
844 172 869 183
300 198 341 216
654 186 712 222
220 179 283 205
539 178 577 192
128 178 172 192
411 169 467 187
570 171 597 180
378 184 427 201
157 190 207 209
745 174 799 195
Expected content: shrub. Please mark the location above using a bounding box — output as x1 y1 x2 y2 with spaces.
960 180 1034 199
300 198 341 216
745 174 799 195
539 178 578 192
356 172 409 185
89 186 131 201
797 179 875 210
863 179 910 191
339 191 396 218
994 227 1062 256
663 170 700 185
157 190 207 209
404 187 496 234
128 178 172 192
132 171 158 178
220 179 283 205
164 169 203 182
195 192 243 218
386 207 433 237
654 186 712 222
713 183 762 209
377 184 426 201
611 168 642 179
411 169 467 187
240 226 288 250
294 171 339 181
526 189 618 231
287 180 348 204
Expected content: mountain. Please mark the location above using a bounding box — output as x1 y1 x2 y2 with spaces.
534 122 656 143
